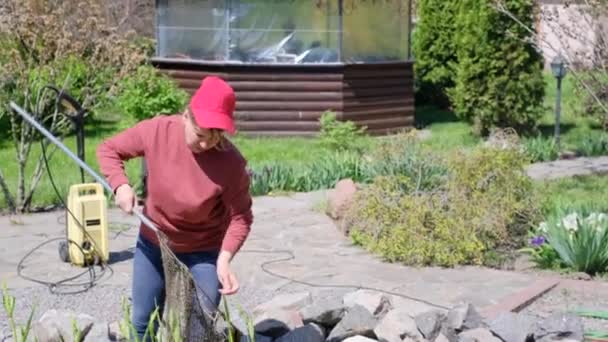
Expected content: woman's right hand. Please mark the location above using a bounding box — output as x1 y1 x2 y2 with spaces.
115 184 137 214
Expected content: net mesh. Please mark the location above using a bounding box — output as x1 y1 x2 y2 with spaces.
156 230 229 342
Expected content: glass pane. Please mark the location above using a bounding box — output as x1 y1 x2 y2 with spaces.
341 0 410 63
157 0 228 60
227 0 341 63
156 0 342 64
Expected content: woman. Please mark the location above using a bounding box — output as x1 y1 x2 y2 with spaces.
96 76 253 339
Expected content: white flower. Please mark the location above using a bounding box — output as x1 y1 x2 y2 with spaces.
538 222 548 233
561 213 579 232
585 212 608 232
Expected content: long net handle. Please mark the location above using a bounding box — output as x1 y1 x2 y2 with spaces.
9 101 160 233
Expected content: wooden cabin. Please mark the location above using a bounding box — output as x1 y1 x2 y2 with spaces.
152 0 415 136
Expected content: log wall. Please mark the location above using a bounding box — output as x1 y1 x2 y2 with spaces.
151 58 415 136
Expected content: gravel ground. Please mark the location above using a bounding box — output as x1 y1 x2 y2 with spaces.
521 285 608 334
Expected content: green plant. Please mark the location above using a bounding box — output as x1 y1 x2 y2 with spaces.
318 111 366 151
115 65 188 124
573 131 608 157
72 318 83 342
522 135 559 162
362 132 448 190
118 296 161 342
2 283 35 342
449 0 545 136
543 210 608 275
519 228 567 270
412 0 459 107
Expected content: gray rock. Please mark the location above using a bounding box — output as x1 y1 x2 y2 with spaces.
240 333 273 342
253 292 312 316
446 303 485 331
343 336 377 342
391 296 440 318
488 312 535 342
416 310 446 340
85 322 110 342
458 328 501 342
31 310 94 342
276 323 325 342
254 308 304 338
327 305 379 342
434 333 450 342
439 324 458 342
343 290 393 317
301 297 345 327
107 321 125 342
374 309 423 342
534 313 584 342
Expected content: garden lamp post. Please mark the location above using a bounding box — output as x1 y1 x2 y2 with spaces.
550 54 567 150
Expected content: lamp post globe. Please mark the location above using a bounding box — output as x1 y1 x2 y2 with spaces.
551 53 567 80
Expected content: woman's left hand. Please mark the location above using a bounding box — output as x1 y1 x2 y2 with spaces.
217 252 239 295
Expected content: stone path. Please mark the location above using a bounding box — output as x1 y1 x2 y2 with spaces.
525 155 608 180
1 191 544 321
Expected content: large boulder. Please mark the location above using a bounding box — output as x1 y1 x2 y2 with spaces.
327 305 379 342
301 295 346 327
326 179 358 230
374 308 424 342
275 323 325 342
533 313 584 342
488 312 536 342
254 308 304 339
343 290 393 317
31 310 95 342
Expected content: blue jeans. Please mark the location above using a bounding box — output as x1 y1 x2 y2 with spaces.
131 234 221 341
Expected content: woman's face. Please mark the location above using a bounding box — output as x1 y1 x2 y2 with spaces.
183 110 221 153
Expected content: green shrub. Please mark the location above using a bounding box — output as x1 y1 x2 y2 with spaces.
412 0 459 107
447 146 540 250
345 145 541 267
318 111 366 152
115 65 188 124
348 176 486 266
449 0 545 136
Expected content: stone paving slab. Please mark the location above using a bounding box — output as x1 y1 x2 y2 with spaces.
0 190 546 314
525 155 608 180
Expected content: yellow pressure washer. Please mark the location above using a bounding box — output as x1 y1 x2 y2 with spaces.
35 86 110 267
58 182 110 266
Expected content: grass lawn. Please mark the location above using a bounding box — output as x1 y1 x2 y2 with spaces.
536 174 608 215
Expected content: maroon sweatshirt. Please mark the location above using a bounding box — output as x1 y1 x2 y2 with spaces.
96 115 253 254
